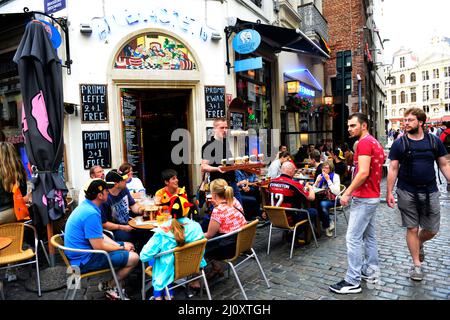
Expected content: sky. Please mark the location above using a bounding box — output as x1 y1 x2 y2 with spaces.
378 0 450 63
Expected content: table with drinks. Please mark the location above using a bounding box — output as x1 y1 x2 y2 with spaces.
129 194 172 230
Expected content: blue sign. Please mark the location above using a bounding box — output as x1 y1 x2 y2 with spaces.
44 0 66 14
232 29 261 54
234 57 263 73
299 84 315 97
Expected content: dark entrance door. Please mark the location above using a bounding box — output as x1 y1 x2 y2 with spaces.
123 88 190 196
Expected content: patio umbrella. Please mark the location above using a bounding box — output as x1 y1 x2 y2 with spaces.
13 20 68 266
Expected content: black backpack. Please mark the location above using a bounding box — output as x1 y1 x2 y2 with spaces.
399 133 441 185
441 130 450 153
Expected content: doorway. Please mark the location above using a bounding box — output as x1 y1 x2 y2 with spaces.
121 88 191 196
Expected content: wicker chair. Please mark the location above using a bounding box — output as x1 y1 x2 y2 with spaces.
141 238 211 300
333 184 348 238
264 204 318 259
50 234 124 300
0 222 41 299
207 219 270 300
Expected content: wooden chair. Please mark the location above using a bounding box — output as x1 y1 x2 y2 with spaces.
207 220 270 300
264 205 318 259
141 238 211 300
50 234 125 300
0 223 41 299
333 184 348 238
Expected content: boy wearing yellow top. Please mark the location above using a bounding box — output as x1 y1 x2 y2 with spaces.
155 169 187 206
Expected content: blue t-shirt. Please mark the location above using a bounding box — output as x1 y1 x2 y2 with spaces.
101 188 136 225
388 134 447 193
64 200 104 266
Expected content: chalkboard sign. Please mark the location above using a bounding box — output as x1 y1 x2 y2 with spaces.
82 130 112 169
80 84 108 122
205 86 226 119
230 112 244 130
121 94 142 175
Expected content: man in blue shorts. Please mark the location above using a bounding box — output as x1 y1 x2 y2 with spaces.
64 178 139 300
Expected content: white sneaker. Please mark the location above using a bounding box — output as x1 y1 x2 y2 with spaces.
325 228 333 237
329 220 335 231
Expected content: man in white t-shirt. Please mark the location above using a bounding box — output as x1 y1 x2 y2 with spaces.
119 162 145 195
78 165 104 204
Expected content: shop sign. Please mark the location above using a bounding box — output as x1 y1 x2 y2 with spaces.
232 29 261 54
82 130 112 169
80 84 108 122
299 84 315 97
205 86 226 119
230 112 244 130
89 7 215 42
286 81 299 94
234 57 262 73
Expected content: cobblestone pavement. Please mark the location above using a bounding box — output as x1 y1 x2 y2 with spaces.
2 179 449 300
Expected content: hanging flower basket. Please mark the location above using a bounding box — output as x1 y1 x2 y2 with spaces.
287 95 313 111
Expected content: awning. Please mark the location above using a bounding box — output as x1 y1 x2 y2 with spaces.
233 18 330 59
442 116 450 122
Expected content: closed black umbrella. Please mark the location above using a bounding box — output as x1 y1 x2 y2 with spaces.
13 20 67 265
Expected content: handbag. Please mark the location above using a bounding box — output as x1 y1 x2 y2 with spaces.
12 183 30 221
325 188 337 201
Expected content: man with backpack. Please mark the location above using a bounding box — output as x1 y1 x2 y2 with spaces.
439 122 450 192
387 108 450 282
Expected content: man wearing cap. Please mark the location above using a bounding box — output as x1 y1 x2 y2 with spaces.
101 169 147 246
333 147 350 187
78 165 105 204
64 178 139 300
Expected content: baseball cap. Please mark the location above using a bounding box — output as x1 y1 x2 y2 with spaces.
83 178 114 198
105 169 129 183
333 148 346 160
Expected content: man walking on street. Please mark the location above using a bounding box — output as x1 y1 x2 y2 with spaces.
329 113 385 294
387 108 450 281
439 121 450 192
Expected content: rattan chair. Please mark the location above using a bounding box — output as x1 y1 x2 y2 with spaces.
333 184 348 238
207 219 270 300
141 238 211 300
0 222 41 298
50 234 124 300
264 204 318 259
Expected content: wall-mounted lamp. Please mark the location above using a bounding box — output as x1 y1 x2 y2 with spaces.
80 23 92 35
300 133 309 145
64 103 78 116
211 31 222 41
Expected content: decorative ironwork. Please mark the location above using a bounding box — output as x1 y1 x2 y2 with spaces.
298 3 329 42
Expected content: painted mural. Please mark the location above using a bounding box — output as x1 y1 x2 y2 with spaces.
114 34 197 70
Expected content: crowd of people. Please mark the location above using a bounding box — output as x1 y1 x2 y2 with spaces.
1 108 449 299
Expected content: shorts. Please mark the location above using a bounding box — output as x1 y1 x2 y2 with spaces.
79 242 129 274
397 188 441 232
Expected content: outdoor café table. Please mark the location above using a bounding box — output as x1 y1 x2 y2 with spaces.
0 237 12 250
128 216 157 230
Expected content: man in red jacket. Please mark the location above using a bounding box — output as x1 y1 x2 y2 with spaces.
439 121 450 191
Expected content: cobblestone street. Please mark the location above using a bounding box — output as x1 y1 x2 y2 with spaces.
2 180 449 301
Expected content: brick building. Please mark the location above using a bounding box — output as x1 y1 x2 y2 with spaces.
322 0 386 144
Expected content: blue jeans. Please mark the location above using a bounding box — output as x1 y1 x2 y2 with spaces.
345 197 380 285
319 199 340 229
79 241 129 274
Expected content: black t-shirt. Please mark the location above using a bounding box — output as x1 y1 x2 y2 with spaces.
201 137 235 183
334 161 348 178
388 134 447 192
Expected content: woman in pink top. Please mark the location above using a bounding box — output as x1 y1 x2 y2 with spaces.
204 179 247 278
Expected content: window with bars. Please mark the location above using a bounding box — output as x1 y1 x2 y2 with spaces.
445 103 450 112
400 74 405 84
433 68 439 79
411 87 416 103
400 57 405 68
422 70 429 81
432 83 439 99
391 90 397 104
423 105 430 113
410 72 416 82
423 85 429 101
445 67 450 77
445 82 450 99
400 91 407 104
